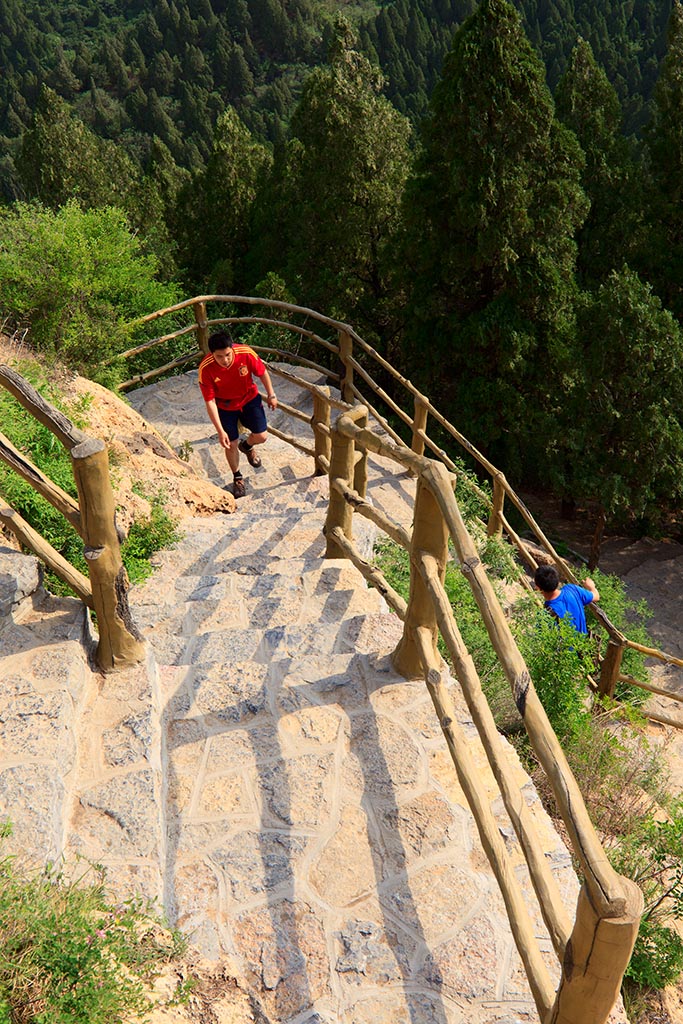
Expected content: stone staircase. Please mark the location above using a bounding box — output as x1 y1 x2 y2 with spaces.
0 369 628 1024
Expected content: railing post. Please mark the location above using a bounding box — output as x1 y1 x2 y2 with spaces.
70 438 146 672
193 300 209 355
338 329 354 403
597 639 625 699
353 407 368 499
392 471 449 679
547 878 643 1024
312 387 331 477
411 394 429 456
487 472 505 538
324 413 356 559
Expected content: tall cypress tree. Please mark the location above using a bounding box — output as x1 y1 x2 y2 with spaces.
555 37 642 286
643 0 683 322
250 17 412 346
176 106 270 291
400 0 587 474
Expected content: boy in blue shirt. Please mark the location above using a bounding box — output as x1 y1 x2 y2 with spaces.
533 564 600 635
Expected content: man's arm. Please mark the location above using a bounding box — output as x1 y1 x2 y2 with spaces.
204 398 231 449
260 369 278 410
582 576 600 602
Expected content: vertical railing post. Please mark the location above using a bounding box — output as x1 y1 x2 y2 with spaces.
193 300 209 355
324 413 356 559
597 639 625 699
547 878 643 1024
487 471 505 538
70 438 146 672
338 329 354 403
312 388 331 477
353 407 368 499
392 471 449 678
411 394 429 456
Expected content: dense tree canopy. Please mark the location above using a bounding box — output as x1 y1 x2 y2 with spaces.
643 0 683 321
400 0 587 472
249 19 412 344
562 267 683 531
555 37 643 285
1 0 683 537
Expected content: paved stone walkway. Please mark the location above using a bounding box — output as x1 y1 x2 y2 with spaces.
0 369 628 1024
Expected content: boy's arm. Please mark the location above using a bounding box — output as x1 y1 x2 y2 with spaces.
204 398 231 449
260 369 278 410
582 577 600 602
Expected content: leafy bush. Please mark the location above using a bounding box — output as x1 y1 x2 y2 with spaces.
610 801 683 990
0 824 184 1023
121 487 182 585
513 598 595 740
0 201 180 380
590 567 652 701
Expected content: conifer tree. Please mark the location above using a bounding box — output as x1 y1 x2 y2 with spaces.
555 37 643 285
563 267 683 558
176 106 270 290
400 0 587 473
250 17 412 346
644 0 683 322
17 87 137 211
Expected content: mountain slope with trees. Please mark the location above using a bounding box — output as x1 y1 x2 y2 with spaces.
2 0 683 552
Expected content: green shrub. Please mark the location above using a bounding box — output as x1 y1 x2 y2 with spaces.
590 567 652 703
0 201 180 381
0 824 184 1023
121 487 182 585
513 597 594 741
610 801 683 989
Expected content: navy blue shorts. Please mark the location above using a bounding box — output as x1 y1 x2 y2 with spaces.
217 394 267 441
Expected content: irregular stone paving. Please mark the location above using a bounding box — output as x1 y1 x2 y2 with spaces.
0 368 629 1024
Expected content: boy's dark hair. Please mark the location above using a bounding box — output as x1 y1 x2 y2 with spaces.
208 330 234 353
534 564 560 593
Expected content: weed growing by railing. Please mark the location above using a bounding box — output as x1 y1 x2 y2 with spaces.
122 485 182 585
0 824 184 1024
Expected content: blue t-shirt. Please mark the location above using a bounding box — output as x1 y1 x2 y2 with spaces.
545 584 594 635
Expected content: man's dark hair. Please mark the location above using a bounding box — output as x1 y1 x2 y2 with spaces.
208 330 234 352
534 564 560 593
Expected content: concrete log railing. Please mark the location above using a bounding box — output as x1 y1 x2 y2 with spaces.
322 413 643 1024
0 365 146 672
116 294 683 716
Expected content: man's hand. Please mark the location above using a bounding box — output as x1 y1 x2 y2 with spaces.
218 429 231 450
266 393 278 410
583 576 600 601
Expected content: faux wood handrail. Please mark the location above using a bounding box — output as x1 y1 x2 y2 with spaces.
126 294 680 701
0 368 145 672
0 365 89 450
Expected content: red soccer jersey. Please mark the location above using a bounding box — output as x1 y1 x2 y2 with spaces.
198 345 266 410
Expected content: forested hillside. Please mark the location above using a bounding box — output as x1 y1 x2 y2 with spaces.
2 0 683 554
0 0 673 198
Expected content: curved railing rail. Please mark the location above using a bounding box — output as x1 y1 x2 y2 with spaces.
120 295 683 720
0 365 145 671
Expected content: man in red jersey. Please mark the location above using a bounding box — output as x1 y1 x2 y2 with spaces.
198 330 278 498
